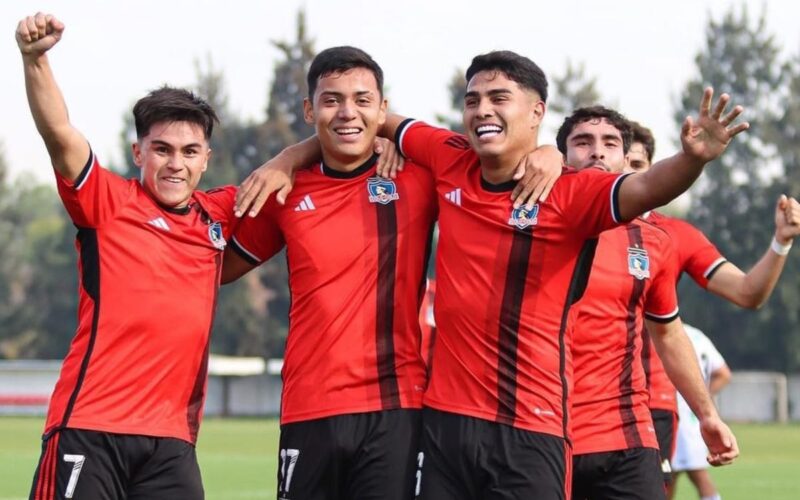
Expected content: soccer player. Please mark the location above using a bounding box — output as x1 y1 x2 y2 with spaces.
557 107 736 500
627 121 800 488
18 13 237 499
221 46 438 500
670 324 732 500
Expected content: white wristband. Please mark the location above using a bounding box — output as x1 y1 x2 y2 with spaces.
771 237 792 256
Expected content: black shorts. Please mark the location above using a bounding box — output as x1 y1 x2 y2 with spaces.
276 409 422 500
29 428 202 500
416 408 570 500
572 447 665 500
650 409 678 485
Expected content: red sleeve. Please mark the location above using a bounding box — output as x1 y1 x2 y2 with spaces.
229 199 285 265
644 235 680 323
55 151 134 227
549 167 630 240
395 119 471 176
669 218 727 288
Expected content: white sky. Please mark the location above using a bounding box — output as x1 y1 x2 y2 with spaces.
2 0 798 183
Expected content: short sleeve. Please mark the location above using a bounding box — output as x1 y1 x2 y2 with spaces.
55 150 134 227
549 168 631 240
229 200 285 266
395 120 472 177
672 218 727 288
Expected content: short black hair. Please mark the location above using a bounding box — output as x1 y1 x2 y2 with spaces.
630 121 656 162
465 50 548 102
556 106 633 154
132 86 218 140
307 46 384 99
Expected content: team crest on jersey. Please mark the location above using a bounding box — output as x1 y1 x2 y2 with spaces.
507 204 539 229
208 222 226 250
367 177 400 205
627 247 650 280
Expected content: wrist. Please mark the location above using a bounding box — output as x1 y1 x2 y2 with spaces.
771 236 792 256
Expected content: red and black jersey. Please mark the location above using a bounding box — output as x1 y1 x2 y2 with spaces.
397 120 629 438
648 211 726 288
418 279 436 370
570 219 679 455
46 152 236 444
231 155 437 424
644 211 726 412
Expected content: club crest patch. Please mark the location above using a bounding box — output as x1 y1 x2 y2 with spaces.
367 177 399 205
627 247 650 280
208 221 226 250
507 204 539 229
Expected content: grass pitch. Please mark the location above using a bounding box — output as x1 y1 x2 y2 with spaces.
1 417 798 499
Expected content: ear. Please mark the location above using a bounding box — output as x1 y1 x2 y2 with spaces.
131 142 143 168
530 99 546 127
203 148 211 173
377 98 388 126
303 98 314 124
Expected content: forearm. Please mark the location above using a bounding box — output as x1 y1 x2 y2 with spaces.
648 319 719 421
23 54 87 178
707 245 786 309
709 366 732 395
618 151 704 220
274 135 322 171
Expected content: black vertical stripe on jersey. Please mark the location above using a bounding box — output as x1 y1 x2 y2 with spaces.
620 225 646 449
496 226 534 426
186 253 222 442
640 325 653 393
418 222 437 383
376 203 401 408
59 228 100 429
557 238 599 441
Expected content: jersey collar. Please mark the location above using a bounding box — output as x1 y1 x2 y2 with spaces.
320 153 379 179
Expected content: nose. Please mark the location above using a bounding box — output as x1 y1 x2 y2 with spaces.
337 100 357 120
590 147 604 160
476 98 493 118
166 152 183 170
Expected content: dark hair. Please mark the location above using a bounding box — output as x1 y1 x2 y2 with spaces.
307 46 384 99
629 121 656 162
465 50 548 102
556 106 633 154
132 86 218 140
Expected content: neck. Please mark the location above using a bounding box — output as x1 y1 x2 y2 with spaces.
321 150 374 172
479 137 539 185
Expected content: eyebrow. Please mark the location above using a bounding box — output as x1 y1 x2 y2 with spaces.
319 90 375 98
151 139 203 149
569 132 622 143
464 88 514 99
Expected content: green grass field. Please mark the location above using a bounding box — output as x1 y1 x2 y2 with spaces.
1 417 798 499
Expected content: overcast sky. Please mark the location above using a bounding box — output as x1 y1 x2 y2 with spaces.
2 0 798 182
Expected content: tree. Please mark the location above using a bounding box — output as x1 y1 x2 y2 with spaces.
673 5 798 371
548 60 602 136
436 69 466 133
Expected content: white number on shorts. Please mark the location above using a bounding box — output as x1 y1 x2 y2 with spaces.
414 452 424 497
62 454 85 499
279 448 300 493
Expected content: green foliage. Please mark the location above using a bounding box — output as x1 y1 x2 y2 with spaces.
436 69 466 133
674 5 800 371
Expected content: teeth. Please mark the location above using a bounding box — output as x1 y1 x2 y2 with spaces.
476 125 502 137
336 128 361 135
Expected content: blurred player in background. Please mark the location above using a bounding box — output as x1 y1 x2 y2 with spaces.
670 324 732 500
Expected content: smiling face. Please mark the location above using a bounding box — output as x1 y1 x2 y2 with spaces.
304 67 387 171
132 120 210 208
462 70 544 170
564 118 627 173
